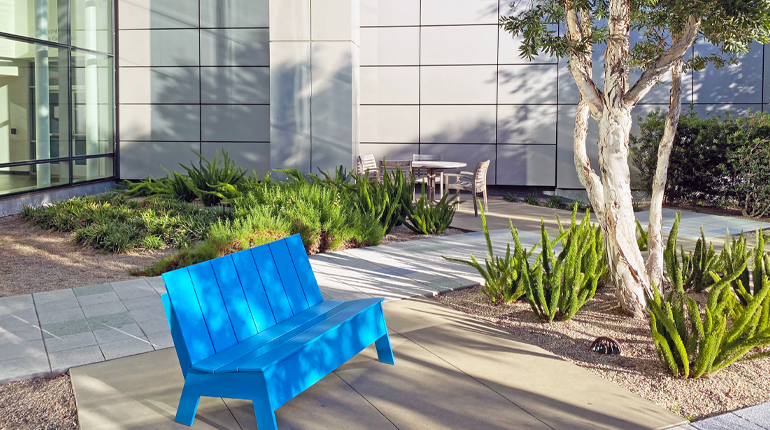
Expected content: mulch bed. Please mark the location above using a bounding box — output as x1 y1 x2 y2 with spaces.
434 285 770 421
0 374 78 430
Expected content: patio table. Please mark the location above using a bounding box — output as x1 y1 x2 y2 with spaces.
411 161 466 202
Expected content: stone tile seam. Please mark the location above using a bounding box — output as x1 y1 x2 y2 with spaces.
30 293 53 373
331 370 400 430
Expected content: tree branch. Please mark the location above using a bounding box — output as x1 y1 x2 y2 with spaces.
564 7 604 114
646 60 684 292
624 17 700 106
573 98 606 224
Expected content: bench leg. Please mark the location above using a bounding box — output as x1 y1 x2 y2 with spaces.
375 332 395 365
175 384 201 426
253 400 278 430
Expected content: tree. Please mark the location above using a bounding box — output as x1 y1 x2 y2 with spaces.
501 0 770 317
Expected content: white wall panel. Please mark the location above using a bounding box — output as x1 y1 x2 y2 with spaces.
200 29 270 66
421 0 498 25
421 26 498 65
118 0 198 29
360 106 419 143
119 104 200 141
498 65 558 104
361 27 419 66
497 105 557 144
201 105 270 142
361 0 420 27
200 0 269 28
420 105 496 143
360 67 419 104
497 145 555 186
693 41 764 104
119 67 200 104
118 29 199 66
201 142 271 176
119 141 198 179
360 143 420 162
421 66 497 104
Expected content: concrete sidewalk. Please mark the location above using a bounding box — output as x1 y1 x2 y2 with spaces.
70 298 687 430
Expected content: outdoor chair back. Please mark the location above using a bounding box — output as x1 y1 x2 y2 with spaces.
357 154 381 182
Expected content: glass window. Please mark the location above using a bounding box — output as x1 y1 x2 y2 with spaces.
71 51 113 156
0 37 70 164
71 0 113 54
0 160 70 196
1 0 69 45
73 155 113 182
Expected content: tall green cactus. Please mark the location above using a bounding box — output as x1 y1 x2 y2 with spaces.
521 206 607 322
663 213 722 292
443 205 535 303
649 242 770 378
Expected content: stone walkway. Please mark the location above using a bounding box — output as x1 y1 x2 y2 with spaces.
0 228 541 382
634 208 770 240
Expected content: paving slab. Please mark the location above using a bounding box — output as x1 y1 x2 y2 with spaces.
71 298 685 430
92 323 146 344
49 345 104 371
99 337 153 360
44 331 98 353
733 404 770 429
691 413 765 430
0 354 51 381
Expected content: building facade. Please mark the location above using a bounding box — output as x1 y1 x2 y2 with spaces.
1 0 769 203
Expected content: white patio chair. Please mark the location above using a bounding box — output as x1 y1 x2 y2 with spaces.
444 160 491 217
356 154 381 182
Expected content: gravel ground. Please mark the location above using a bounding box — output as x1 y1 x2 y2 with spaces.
0 374 77 430
380 224 466 245
434 286 770 420
0 215 173 298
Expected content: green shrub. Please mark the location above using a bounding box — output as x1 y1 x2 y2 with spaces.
443 205 532 303
520 207 607 322
20 193 229 253
525 193 540 206
546 195 567 209
647 253 770 378
181 150 247 207
631 110 770 217
504 193 519 203
348 167 413 235
403 185 457 235
663 213 722 292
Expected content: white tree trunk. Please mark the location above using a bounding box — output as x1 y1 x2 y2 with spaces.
646 61 684 290
597 107 652 318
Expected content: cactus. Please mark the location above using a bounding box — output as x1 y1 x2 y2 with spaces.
663 213 722 292
685 228 721 292
520 206 607 322
649 244 770 378
403 184 457 235
443 205 534 303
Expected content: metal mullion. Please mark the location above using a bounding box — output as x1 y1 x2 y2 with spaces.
68 46 74 185
0 153 113 170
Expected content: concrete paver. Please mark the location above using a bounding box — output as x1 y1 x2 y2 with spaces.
70 298 686 430
733 404 770 429
691 413 765 430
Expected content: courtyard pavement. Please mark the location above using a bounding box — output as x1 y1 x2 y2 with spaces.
71 298 687 430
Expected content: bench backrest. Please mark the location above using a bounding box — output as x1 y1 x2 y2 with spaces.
161 234 323 368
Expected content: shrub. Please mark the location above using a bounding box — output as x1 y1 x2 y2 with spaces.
663 213 722 292
443 205 531 303
348 167 414 235
546 195 567 209
20 193 229 253
504 193 519 203
631 109 770 217
403 185 457 235
181 150 247 207
519 207 607 322
525 193 540 206
647 253 770 379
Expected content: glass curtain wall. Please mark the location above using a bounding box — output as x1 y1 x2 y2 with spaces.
0 0 114 196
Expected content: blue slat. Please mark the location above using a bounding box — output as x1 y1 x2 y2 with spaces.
162 269 216 364
211 256 259 342
192 300 350 374
188 263 238 353
269 240 309 314
239 298 383 372
250 245 294 323
285 234 324 307
231 249 276 332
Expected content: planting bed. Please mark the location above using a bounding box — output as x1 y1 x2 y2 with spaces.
435 285 770 420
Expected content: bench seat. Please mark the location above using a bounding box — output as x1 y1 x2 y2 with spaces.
161 234 394 430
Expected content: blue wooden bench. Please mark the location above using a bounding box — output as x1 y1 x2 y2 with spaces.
160 234 394 430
